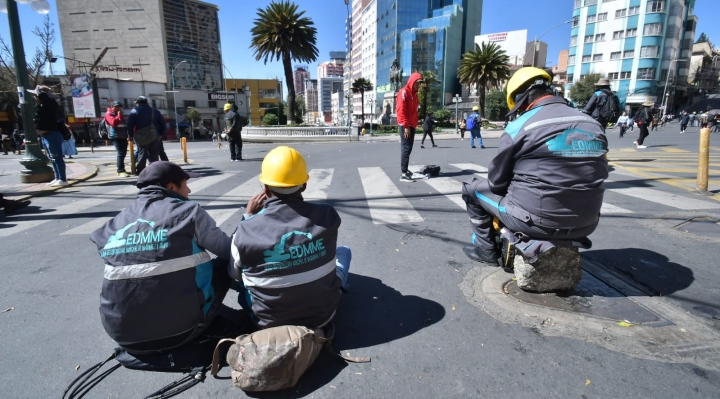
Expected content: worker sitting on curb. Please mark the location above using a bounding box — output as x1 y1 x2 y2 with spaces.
229 146 351 329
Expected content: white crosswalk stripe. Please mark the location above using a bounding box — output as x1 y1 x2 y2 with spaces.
606 180 720 210
204 174 260 227
304 169 334 201
61 172 238 235
450 163 488 178
358 167 423 224
420 177 465 209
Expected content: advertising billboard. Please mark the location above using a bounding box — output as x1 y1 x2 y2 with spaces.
71 73 97 118
475 30 528 66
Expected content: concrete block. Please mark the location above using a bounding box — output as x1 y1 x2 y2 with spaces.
514 247 582 292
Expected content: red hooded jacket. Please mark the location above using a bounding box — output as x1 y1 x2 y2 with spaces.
396 72 422 128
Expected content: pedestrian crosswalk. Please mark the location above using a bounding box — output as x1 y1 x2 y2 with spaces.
3 162 720 238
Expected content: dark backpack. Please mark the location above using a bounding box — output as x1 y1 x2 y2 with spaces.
421 165 441 177
98 119 109 140
597 91 621 122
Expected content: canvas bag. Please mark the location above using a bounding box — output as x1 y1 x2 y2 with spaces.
211 324 369 392
133 123 158 147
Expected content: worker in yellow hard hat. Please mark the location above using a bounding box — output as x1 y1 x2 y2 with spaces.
223 102 243 161
228 146 351 329
460 67 608 266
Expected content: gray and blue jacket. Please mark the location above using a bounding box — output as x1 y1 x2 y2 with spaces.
230 194 342 329
89 186 231 347
487 95 608 230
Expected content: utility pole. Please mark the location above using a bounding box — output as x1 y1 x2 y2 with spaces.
453 94 462 134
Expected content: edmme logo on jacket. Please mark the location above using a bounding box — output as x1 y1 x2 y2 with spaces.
100 218 169 257
546 129 605 157
263 230 327 270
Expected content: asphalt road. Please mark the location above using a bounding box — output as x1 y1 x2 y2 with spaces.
1 124 719 398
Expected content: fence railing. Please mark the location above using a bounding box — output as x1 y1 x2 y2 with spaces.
244 127 352 137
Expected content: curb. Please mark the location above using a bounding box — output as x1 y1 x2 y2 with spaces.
13 163 100 202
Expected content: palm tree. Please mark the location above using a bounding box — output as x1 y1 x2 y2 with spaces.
457 42 510 115
250 1 318 125
418 70 438 120
351 78 373 125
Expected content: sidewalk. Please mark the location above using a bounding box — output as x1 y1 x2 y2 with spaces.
363 129 504 142
0 161 98 201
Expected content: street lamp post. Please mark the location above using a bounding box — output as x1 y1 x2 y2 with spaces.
344 92 353 142
167 60 186 139
452 94 462 134
366 98 376 135
660 59 687 118
532 19 576 67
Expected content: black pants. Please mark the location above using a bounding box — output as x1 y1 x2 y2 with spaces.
158 138 168 162
421 130 435 146
228 134 242 160
399 126 415 174
136 137 160 174
460 128 465 139
112 138 128 173
618 125 626 138
636 124 650 145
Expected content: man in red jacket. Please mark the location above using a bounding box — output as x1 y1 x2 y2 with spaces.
396 72 423 182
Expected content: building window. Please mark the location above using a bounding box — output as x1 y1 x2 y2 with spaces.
587 14 597 23
570 36 578 46
608 72 619 79
640 46 659 57
582 55 591 62
567 74 574 83
646 0 664 13
628 6 640 15
585 0 598 5
208 100 217 108
643 23 663 36
595 33 605 41
610 52 621 60
568 55 576 65
615 8 627 18
613 30 624 39
597 13 608 21
183 100 196 108
584 35 594 44
574 0 581 7
626 28 637 37
579 75 587 81
620 71 632 79
572 17 580 27
593 54 603 61
637 68 655 80
623 50 635 58
660 69 669 80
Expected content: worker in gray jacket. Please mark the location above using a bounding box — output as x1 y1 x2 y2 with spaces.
90 161 232 353
461 67 608 263
229 146 351 329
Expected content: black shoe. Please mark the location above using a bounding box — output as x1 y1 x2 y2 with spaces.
400 172 415 182
2 199 30 214
480 145 486 149
471 146 476 148
432 144 438 147
462 246 500 264
420 145 425 148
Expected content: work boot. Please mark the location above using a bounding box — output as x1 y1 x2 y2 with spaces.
462 246 500 264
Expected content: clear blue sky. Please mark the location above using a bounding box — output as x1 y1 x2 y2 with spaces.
1 0 718 81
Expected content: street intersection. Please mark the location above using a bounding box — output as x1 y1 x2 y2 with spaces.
0 125 719 398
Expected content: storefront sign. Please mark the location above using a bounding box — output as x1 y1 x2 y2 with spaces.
71 73 97 118
94 65 141 73
487 32 508 42
208 93 236 101
625 95 657 104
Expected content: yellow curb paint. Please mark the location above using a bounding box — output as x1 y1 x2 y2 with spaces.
659 147 691 153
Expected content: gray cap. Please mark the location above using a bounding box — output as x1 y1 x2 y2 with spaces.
595 78 611 86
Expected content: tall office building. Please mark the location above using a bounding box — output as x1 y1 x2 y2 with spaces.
567 0 696 112
318 52 346 123
294 66 311 96
361 0 378 117
57 0 223 90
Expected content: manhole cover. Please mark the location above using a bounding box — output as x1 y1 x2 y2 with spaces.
675 217 720 238
505 270 667 325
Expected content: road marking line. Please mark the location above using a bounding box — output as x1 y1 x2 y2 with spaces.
358 167 423 225
421 177 466 209
450 163 488 178
659 147 691 153
600 203 634 214
304 169 334 201
60 173 237 235
606 179 720 209
204 174 260 227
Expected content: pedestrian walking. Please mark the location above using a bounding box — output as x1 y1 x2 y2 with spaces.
128 96 166 174
628 117 634 132
467 106 484 148
223 103 243 161
616 111 629 138
61 124 77 159
105 101 130 177
212 131 218 144
459 118 466 140
689 112 696 127
396 72 423 182
28 85 67 186
420 111 437 148
679 111 689 134
1 128 13 155
633 99 654 149
582 78 620 131
12 129 22 154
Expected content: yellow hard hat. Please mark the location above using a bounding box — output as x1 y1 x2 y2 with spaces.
223 103 232 111
472 106 479 111
259 146 309 187
506 67 552 110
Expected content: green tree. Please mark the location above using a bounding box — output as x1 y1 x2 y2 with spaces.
696 32 710 44
457 42 510 115
351 77 373 124
484 89 509 121
263 113 279 126
568 74 602 108
433 108 451 125
250 1 318 128
183 108 202 136
417 70 438 120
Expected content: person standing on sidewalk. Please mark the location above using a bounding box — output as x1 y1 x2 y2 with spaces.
459 118 466 140
105 101 130 177
28 85 67 187
223 103 242 161
633 99 654 149
397 72 423 182
467 106 485 149
128 96 166 174
420 111 437 148
679 111 689 134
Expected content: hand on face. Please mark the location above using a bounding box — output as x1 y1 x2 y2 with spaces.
246 191 268 215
